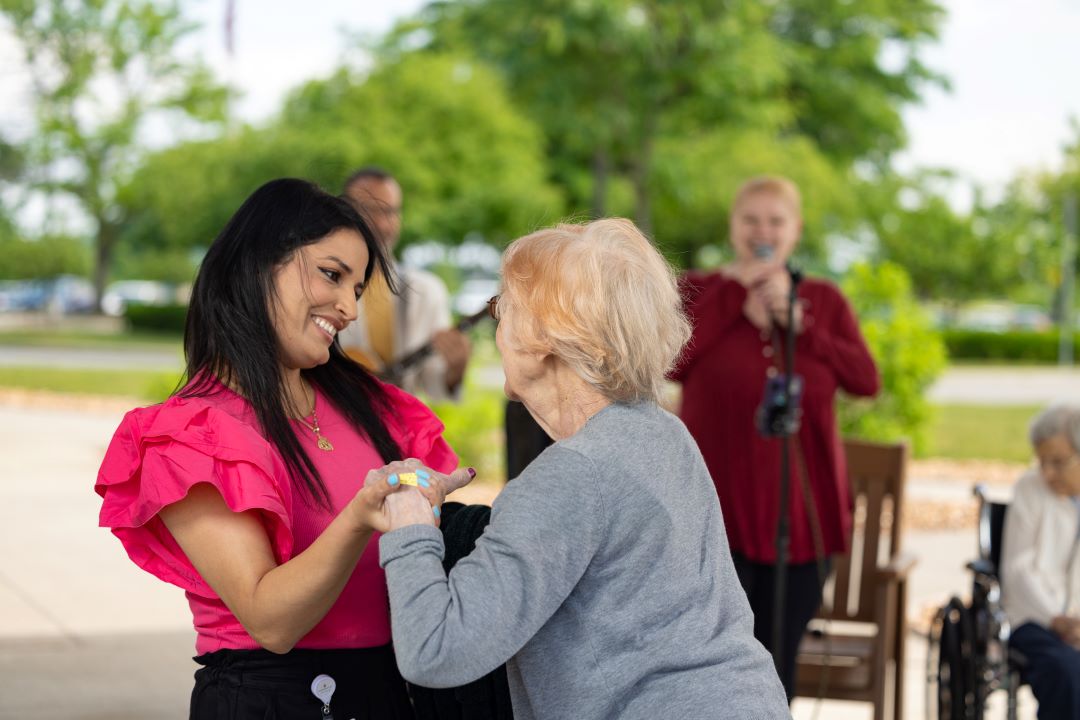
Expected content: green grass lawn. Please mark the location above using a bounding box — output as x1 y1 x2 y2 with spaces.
0 366 182 401
924 403 1040 463
0 328 182 351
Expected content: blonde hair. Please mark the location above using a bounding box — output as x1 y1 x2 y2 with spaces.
499 218 690 403
733 175 803 217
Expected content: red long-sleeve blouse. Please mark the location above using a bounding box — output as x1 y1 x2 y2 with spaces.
671 271 880 564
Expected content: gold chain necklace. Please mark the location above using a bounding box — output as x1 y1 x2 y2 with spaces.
294 386 334 452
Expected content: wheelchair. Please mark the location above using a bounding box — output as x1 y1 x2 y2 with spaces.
926 484 1026 720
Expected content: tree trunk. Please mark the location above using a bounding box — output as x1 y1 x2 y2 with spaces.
631 113 657 236
93 219 116 314
631 138 654 237
591 147 608 219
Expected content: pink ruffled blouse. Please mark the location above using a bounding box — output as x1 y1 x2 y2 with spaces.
95 379 457 655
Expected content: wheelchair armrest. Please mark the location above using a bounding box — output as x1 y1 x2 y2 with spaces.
875 552 917 582
966 558 997 577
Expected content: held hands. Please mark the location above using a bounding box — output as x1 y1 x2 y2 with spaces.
741 263 803 333
349 458 475 534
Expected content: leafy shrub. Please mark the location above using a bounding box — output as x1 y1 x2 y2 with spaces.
144 371 185 402
125 303 187 333
942 329 1070 363
426 333 507 485
429 385 506 486
838 262 947 453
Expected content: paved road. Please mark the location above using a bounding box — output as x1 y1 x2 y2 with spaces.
5 342 1080 404
927 365 1080 405
0 345 181 371
0 401 193 719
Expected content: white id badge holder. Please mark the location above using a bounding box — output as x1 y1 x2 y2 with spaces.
310 674 336 720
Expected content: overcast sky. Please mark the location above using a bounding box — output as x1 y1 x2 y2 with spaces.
893 0 1080 192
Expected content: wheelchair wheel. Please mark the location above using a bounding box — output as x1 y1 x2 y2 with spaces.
927 597 982 720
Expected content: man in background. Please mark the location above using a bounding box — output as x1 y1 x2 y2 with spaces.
338 167 470 401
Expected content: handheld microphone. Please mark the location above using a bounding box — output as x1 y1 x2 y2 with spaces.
752 243 802 286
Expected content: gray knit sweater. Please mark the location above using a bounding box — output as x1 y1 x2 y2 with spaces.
380 401 790 719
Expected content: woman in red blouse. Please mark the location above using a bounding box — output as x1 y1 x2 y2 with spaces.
670 176 880 699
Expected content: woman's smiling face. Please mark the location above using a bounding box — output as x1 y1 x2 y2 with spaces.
269 228 369 371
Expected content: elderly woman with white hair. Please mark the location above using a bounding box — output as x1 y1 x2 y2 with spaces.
1001 404 1080 719
370 219 789 718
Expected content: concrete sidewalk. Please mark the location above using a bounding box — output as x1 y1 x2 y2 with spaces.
927 364 1080 406
0 399 1037 719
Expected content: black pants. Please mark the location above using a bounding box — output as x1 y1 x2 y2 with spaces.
732 552 830 702
190 644 414 720
1011 622 1080 719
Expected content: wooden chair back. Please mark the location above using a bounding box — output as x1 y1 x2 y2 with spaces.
819 438 908 624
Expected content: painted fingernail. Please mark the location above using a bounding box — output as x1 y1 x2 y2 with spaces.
433 506 441 519
388 473 399 486
417 469 431 480
467 467 476 479
418 477 430 488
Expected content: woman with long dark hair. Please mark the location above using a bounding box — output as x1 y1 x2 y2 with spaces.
96 178 468 718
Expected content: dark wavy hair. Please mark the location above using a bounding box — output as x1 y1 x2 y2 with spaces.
181 178 403 508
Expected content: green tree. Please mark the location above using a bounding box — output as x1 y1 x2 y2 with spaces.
0 0 230 308
859 171 1004 302
279 53 562 246
773 0 946 167
1011 127 1080 319
0 234 91 280
391 0 945 237
395 0 782 233
0 203 17 248
651 128 856 267
119 52 560 256
866 155 1078 312
968 176 1061 310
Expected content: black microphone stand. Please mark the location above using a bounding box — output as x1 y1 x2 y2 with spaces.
770 264 803 673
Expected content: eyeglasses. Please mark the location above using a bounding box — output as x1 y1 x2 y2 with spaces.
1038 453 1080 474
487 295 500 322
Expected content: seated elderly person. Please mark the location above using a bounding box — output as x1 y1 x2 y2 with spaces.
371 219 789 719
1002 404 1080 719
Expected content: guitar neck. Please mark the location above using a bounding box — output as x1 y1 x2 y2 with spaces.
453 304 492 333
383 304 491 380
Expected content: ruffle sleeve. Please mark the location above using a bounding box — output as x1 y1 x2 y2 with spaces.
95 397 294 598
379 382 459 474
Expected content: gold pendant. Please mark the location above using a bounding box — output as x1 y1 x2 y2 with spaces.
317 435 334 452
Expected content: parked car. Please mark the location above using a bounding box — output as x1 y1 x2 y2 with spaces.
45 275 95 314
0 280 47 312
953 302 1053 333
101 280 174 317
0 276 94 314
